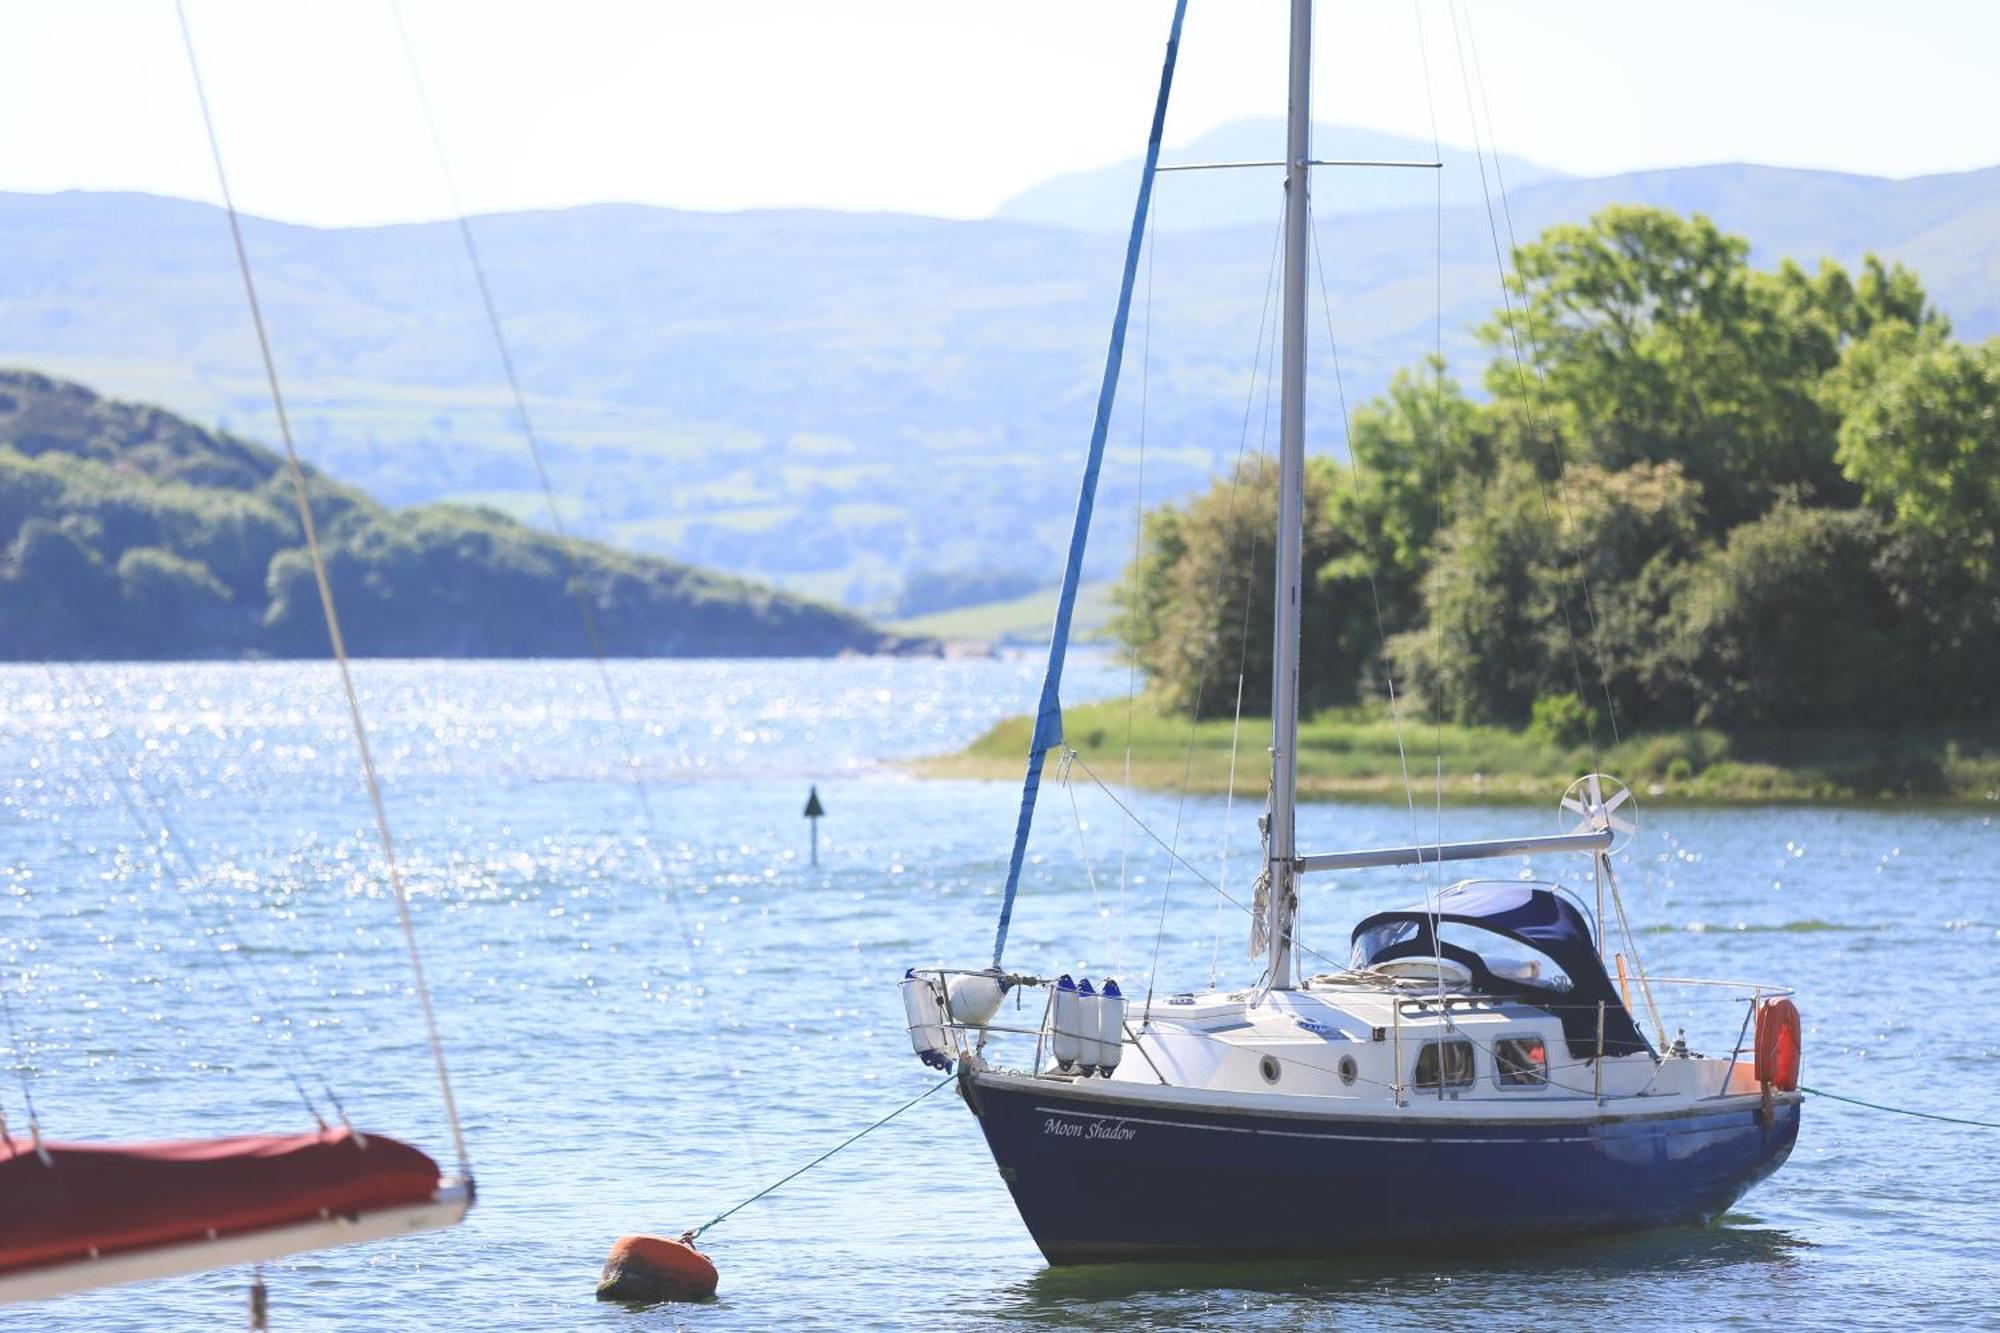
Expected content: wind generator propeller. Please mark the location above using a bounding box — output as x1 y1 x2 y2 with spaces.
1559 773 1637 855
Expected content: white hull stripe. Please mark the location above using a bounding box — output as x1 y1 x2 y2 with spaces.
0 1185 469 1306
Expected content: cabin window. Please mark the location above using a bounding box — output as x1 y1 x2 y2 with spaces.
1494 1035 1549 1088
1414 1039 1474 1090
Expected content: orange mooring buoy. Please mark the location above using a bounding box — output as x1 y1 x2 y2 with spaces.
595 1232 719 1304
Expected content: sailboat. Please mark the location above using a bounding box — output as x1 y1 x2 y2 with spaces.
899 0 1800 1263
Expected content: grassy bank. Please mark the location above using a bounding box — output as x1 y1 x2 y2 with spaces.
918 699 2000 804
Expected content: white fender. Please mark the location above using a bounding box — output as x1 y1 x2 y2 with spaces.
1095 978 1127 1075
947 967 1008 1027
1076 978 1102 1073
1050 974 1083 1071
901 969 949 1067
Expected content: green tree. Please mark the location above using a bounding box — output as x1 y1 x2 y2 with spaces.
1110 504 1185 663
1332 357 1490 583
1394 460 1703 728
116 546 234 657
1 515 113 656
1833 327 2000 575
1485 207 1935 528
1670 504 1904 728
1118 457 1376 718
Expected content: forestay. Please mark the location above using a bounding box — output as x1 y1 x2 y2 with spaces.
991 0 1190 968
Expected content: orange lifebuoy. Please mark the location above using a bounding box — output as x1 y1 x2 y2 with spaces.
1754 998 1801 1093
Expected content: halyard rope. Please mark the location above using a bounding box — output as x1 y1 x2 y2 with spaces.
387 1 708 995
0 977 43 1148
1066 752 1345 976
41 665 332 1128
175 0 470 1178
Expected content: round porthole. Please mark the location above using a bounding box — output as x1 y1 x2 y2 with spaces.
1260 1055 1282 1084
1338 1055 1358 1086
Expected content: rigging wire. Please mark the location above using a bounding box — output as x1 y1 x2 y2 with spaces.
1409 0 1458 1034
1114 191 1162 978
1302 110 1467 1019
385 1 705 990
1067 751 1341 976
0 971 44 1149
1136 195 1288 1010
1213 206 1287 986
174 0 470 1178
1410 0 1452 909
41 664 334 1129
1211 670 1247 991
1058 755 1113 963
1304 205 1423 854
1596 854 1666 1047
1448 4 1663 1022
1442 0 1604 770
1456 2 1622 748
1306 200 1457 1032
1233 224 1286 975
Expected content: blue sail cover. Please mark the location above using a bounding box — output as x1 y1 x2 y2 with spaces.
990 0 1189 968
1349 885 1651 1058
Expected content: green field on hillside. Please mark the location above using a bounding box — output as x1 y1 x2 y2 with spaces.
890 581 1116 645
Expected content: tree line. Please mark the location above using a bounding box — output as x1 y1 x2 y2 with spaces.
1115 206 1999 737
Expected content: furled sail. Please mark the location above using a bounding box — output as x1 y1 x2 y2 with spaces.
990 0 1189 968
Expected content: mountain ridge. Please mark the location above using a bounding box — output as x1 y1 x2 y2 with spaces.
2 133 1994 611
997 119 1571 231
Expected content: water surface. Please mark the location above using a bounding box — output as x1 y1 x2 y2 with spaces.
1 659 1994 1331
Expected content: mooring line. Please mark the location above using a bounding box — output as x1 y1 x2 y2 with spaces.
689 1077 952 1239
1800 1084 2000 1130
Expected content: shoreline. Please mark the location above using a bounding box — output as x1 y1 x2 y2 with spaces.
914 700 2000 807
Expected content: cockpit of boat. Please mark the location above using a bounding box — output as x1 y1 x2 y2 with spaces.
1342 881 1651 1058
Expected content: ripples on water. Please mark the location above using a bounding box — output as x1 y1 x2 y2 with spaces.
1 659 1994 1331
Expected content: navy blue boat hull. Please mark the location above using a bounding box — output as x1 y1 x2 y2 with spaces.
965 1073 1799 1264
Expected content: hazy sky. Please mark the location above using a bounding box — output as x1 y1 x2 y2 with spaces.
3 1 1993 228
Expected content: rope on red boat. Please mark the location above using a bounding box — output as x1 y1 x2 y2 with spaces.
1800 1084 2000 1129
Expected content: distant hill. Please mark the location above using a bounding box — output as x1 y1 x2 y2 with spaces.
0 370 923 660
889 580 1117 648
996 120 1570 231
1 140 1995 611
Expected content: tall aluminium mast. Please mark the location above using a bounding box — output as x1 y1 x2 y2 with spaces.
1264 0 1312 993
